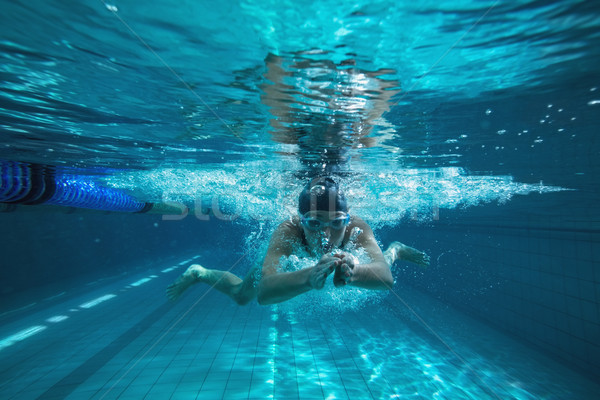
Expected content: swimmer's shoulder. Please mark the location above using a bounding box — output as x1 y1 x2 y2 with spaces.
273 216 303 241
346 214 375 241
348 214 370 230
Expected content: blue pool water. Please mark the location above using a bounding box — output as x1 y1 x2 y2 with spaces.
1 0 600 399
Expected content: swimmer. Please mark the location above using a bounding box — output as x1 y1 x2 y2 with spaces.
166 177 430 305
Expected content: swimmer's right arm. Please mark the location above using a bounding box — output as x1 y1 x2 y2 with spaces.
257 221 339 305
259 254 340 305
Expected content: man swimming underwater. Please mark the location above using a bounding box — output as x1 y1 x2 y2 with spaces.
166 176 429 305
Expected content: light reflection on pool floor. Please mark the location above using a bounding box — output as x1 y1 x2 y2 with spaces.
0 259 598 399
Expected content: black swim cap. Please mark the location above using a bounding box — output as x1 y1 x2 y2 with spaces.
298 177 348 215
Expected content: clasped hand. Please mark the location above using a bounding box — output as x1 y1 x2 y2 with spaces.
332 252 356 287
308 252 357 290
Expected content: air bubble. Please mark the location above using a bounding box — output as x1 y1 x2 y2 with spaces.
485 109 492 115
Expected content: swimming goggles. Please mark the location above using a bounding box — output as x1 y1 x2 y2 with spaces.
301 214 350 231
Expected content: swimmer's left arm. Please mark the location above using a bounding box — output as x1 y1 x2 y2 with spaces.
335 219 393 290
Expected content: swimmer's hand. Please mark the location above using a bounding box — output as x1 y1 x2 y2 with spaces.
333 252 357 287
309 254 339 290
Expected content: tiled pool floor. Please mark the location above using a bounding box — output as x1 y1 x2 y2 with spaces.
1 256 598 399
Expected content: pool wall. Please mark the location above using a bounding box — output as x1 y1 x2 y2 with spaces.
389 196 600 382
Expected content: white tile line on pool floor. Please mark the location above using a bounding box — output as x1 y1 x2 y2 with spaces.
0 256 199 352
2 257 600 400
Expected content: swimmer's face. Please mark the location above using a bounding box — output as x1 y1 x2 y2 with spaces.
300 210 349 253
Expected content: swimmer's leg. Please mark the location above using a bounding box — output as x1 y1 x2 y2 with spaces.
383 241 430 267
231 264 261 305
166 264 223 301
166 263 260 305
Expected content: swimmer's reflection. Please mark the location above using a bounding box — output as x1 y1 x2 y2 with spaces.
260 52 400 177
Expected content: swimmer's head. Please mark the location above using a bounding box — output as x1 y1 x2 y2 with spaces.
298 176 348 215
298 177 349 253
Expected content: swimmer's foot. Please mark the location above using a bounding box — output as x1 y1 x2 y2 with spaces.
386 241 430 268
166 264 207 301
